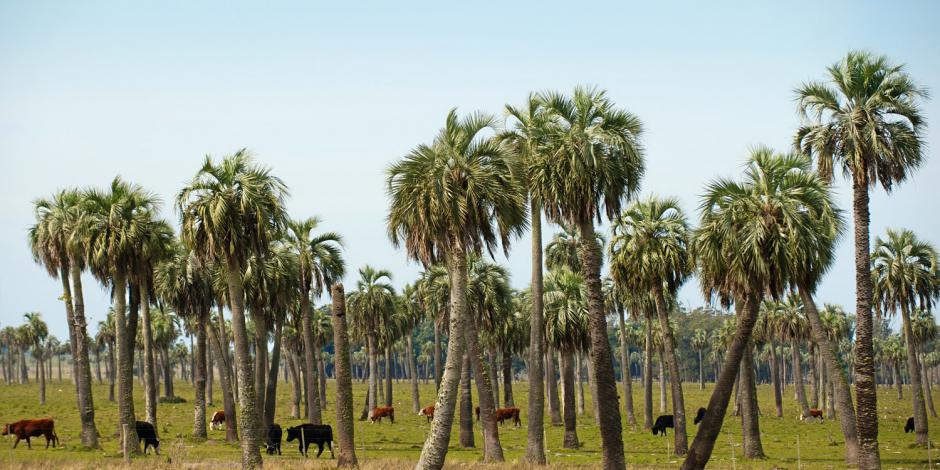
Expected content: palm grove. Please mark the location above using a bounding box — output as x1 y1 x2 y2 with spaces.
21 50 936 470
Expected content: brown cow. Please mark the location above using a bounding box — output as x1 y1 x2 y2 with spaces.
210 410 226 430
474 406 521 426
418 405 435 423
799 409 824 422
369 407 394 424
2 418 59 449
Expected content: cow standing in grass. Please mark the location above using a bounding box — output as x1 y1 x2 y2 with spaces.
2 419 59 449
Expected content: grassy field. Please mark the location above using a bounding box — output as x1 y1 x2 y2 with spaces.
0 377 936 469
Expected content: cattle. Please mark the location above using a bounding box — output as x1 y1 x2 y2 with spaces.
2 418 58 449
285 423 333 458
905 416 915 433
694 407 706 425
474 406 521 426
265 424 282 455
652 415 674 436
135 421 160 455
799 409 824 422
210 410 225 430
368 407 394 424
418 405 435 423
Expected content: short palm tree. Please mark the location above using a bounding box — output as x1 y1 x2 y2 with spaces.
23 312 48 404
871 228 939 445
795 51 928 467
610 195 692 455
348 265 395 419
177 150 288 469
692 329 709 390
387 108 526 469
532 86 644 469
911 309 938 417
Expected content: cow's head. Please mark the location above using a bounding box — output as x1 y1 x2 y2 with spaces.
285 426 299 442
1 424 8 436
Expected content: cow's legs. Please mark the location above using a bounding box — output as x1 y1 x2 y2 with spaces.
316 442 324 458
25 437 31 449
328 440 334 458
13 437 20 449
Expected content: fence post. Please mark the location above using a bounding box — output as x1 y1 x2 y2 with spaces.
301 430 306 459
122 423 129 464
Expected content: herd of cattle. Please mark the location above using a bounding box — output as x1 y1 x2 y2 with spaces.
1 405 921 457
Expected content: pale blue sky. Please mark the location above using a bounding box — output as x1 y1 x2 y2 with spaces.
2 1 939 340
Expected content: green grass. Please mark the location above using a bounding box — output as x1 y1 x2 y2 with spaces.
0 377 937 468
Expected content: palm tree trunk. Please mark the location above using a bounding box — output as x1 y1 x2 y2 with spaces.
489 348 500 409
792 339 811 415
208 309 238 442
207 344 214 406
330 284 358 467
38 351 46 405
139 283 158 430
617 305 637 425
466 311 504 461
384 346 393 407
433 321 442 392
900 304 929 446
798 289 858 462
366 336 378 416
263 317 282 429
407 333 420 413
808 342 818 409
525 204 546 463
698 350 705 390
681 294 760 470
561 351 580 449
659 352 667 413
654 286 687 455
318 352 327 408
894 363 902 398
770 342 782 417
111 269 140 453
68 262 99 448
193 308 208 439
108 340 116 402
922 350 936 417
458 352 474 448
288 351 302 418
740 341 764 458
224 257 262 469
576 219 624 470
502 347 514 407
252 312 267 426
644 310 654 429
575 352 585 414
415 245 468 470
546 349 562 425
851 179 881 469
300 289 323 425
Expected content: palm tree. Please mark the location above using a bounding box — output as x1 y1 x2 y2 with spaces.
911 309 938 417
28 189 99 447
387 109 526 469
756 301 786 418
544 268 590 449
502 94 551 464
682 149 834 468
285 217 345 424
348 266 396 419
83 178 162 453
331 283 358 467
23 312 48 404
604 277 637 425
780 296 813 416
871 228 938 446
692 329 708 390
610 196 692 455
795 51 929 467
532 86 644 469
177 150 288 469
401 284 423 412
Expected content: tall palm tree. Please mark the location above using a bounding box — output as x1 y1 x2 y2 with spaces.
682 149 833 468
871 228 938 446
610 196 692 455
692 329 708 390
795 51 928 468
84 178 162 453
23 312 48 404
532 86 644 469
28 189 99 447
387 108 526 469
331 283 358 467
348 266 395 419
285 217 345 424
177 150 288 469
911 309 938 417
502 94 552 463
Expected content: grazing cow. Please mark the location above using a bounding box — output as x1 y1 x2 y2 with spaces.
2 418 58 449
693 407 707 425
135 421 160 455
495 408 522 426
799 409 824 422
368 407 395 424
418 405 435 423
265 424 282 455
285 423 333 458
210 410 225 430
652 415 674 436
905 416 915 433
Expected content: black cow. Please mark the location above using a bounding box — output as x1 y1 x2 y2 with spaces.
285 423 333 458
694 407 706 425
652 415 674 436
265 424 282 455
905 416 915 433
135 421 160 455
